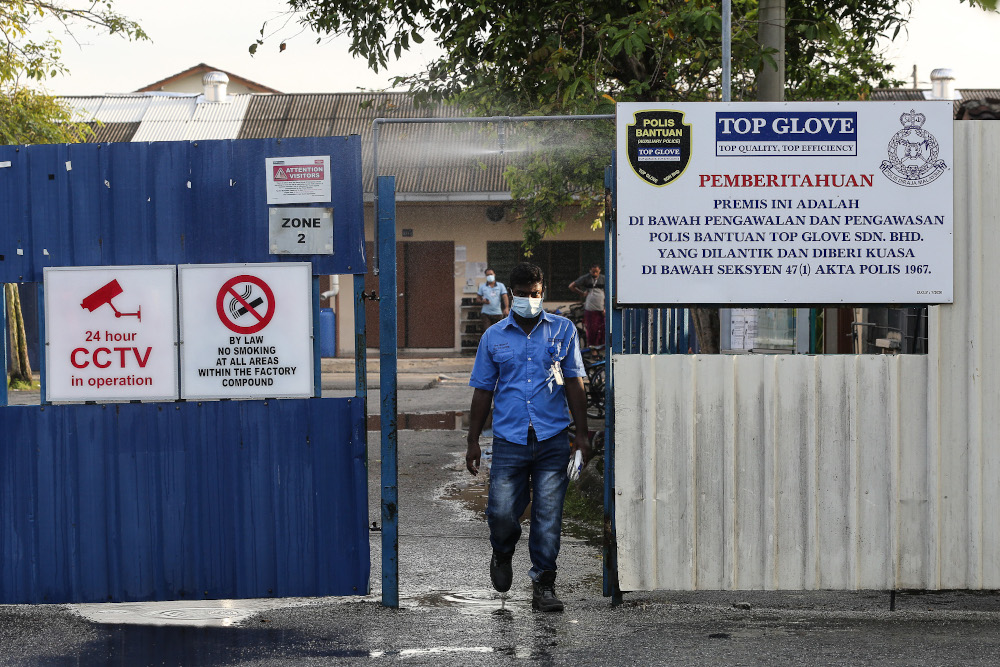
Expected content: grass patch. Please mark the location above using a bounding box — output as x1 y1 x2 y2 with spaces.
562 481 604 543
8 377 40 391
563 482 603 525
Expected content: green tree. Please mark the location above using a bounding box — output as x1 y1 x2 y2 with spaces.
271 0 925 239
2 0 146 384
2 1 146 88
267 0 992 350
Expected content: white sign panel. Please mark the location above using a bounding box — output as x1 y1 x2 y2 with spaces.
616 102 954 305
265 155 332 204
178 263 314 399
268 206 334 255
43 265 178 402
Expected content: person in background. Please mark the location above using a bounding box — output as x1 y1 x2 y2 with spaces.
466 262 590 612
568 264 606 348
476 267 509 333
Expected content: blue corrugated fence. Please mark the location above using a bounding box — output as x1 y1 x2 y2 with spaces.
1 138 370 604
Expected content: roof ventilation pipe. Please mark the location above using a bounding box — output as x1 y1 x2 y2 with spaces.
930 68 956 100
203 71 230 103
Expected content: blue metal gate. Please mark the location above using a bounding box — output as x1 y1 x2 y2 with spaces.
0 137 370 603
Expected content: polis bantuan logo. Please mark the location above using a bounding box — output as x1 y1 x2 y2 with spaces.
627 110 692 186
881 109 947 187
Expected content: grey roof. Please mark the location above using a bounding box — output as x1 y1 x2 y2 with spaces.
235 93 504 194
870 88 1000 118
63 91 516 197
959 89 1000 101
62 93 250 141
956 97 1000 120
870 88 930 101
72 121 140 143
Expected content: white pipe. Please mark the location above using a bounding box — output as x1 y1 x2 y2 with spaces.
320 275 340 300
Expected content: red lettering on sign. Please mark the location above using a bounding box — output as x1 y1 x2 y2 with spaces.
93 348 112 369
134 347 152 368
70 346 153 369
272 164 325 181
71 348 89 368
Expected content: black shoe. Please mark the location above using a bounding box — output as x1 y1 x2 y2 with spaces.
490 551 513 593
531 571 564 612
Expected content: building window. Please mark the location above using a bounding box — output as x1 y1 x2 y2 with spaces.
487 241 603 301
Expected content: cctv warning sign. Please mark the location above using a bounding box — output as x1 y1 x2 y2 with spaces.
178 263 314 400
43 265 179 402
266 155 331 204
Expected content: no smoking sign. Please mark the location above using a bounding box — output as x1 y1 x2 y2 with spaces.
216 275 276 334
179 263 314 400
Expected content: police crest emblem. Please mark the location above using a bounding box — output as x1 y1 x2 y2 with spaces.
880 109 947 187
626 110 692 186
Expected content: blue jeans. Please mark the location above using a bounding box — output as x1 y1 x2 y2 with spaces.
487 429 570 581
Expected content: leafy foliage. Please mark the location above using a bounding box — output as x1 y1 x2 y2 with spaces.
1 1 145 384
0 87 80 144
1 0 146 88
275 0 947 247
1 1 147 143
272 0 995 351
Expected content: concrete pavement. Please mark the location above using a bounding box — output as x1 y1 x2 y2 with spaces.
320 354 475 391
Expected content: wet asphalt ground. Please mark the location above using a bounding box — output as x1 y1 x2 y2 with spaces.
5 361 1000 664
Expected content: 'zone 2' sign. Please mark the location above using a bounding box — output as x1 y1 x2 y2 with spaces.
269 207 334 255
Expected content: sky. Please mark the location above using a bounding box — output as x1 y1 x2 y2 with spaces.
41 0 440 95
39 0 1000 96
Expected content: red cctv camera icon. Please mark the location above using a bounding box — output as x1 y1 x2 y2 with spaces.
81 280 141 320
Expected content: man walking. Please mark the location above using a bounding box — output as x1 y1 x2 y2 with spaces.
568 264 606 348
476 267 509 332
466 262 590 612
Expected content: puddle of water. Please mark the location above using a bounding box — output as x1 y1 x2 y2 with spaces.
62 623 506 666
368 411 468 431
397 646 494 657
405 591 514 608
403 590 528 619
53 625 372 667
440 478 489 517
439 466 595 546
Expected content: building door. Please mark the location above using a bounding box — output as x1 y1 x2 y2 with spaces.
366 241 455 349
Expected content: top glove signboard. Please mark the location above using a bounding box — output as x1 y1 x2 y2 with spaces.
615 102 954 305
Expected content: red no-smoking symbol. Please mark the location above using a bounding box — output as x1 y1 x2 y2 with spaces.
216 275 275 334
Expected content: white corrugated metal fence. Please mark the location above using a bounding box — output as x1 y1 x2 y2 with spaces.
613 122 1000 590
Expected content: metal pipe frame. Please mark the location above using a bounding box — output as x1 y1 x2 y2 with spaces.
377 176 400 608
371 114 615 274
722 0 732 102
1 285 7 407
311 276 322 398
37 285 46 404
603 164 623 605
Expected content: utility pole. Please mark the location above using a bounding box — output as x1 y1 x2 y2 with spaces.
757 0 785 101
756 0 797 350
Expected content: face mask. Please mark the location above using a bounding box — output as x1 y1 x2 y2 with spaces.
486 274 496 283
511 296 543 318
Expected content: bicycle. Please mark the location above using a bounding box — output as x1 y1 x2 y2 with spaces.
580 345 606 419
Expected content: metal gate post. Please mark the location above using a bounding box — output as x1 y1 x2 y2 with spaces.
1 285 7 407
353 272 371 594
603 164 623 604
37 285 46 404
354 272 369 409
377 176 400 607
311 276 322 397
